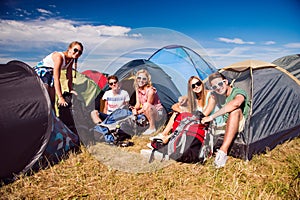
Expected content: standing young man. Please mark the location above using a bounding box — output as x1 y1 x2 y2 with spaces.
201 72 250 168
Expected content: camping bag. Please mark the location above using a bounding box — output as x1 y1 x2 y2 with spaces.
150 113 208 163
103 105 150 136
172 111 206 131
118 113 149 136
172 112 193 131
102 108 132 124
93 108 133 144
93 125 114 143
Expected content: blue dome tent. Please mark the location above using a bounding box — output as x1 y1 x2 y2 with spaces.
149 45 217 95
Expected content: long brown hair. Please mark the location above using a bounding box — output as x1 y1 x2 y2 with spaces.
187 76 208 112
67 41 83 77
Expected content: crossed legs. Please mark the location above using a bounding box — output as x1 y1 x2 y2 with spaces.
143 102 158 130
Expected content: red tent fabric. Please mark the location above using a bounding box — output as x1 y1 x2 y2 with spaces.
82 70 108 89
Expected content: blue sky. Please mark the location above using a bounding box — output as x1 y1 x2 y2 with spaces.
1 0 299 73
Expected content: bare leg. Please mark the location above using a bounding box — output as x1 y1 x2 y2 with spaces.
160 112 177 136
91 110 101 124
220 108 243 154
44 84 55 110
143 103 157 130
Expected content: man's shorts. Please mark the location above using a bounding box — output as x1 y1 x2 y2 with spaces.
238 115 246 132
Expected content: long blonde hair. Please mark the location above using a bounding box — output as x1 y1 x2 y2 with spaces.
187 76 208 112
134 69 152 90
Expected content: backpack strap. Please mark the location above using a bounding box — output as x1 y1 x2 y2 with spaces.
149 150 155 163
148 149 167 163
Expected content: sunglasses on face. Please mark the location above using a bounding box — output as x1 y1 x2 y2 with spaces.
211 80 226 90
191 81 202 89
137 76 147 81
109 81 118 86
73 48 82 55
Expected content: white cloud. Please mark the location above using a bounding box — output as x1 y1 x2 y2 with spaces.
284 43 300 48
1 18 299 73
204 45 300 68
36 8 53 15
15 8 30 15
0 18 139 69
218 37 255 45
14 8 32 17
0 19 133 45
264 41 276 45
0 19 210 72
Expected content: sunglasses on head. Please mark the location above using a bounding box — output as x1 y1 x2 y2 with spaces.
137 76 147 81
211 80 226 90
73 48 82 55
109 81 118 86
191 81 202 89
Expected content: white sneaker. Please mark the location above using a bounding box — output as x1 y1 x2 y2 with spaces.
142 128 156 135
149 133 164 141
214 150 228 168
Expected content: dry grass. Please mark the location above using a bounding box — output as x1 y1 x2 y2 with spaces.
0 135 299 200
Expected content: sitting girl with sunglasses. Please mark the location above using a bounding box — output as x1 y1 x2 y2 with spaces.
149 76 223 143
131 69 166 135
34 41 83 109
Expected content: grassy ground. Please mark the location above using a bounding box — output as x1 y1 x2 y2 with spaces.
0 136 299 200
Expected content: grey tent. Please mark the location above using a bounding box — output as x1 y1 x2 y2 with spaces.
272 54 300 80
215 60 300 160
0 60 79 182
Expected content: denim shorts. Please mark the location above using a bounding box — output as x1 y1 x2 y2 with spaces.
34 67 54 87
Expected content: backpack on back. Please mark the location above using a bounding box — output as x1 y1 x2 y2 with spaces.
150 111 210 163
